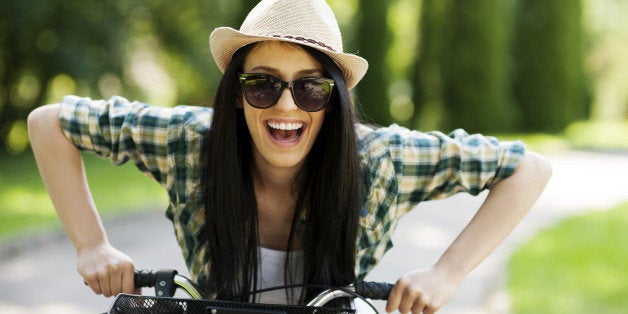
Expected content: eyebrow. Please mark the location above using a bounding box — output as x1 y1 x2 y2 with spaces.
248 66 323 77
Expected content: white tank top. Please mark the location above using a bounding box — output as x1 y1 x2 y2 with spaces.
255 246 304 304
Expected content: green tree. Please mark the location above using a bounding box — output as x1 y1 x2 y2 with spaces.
410 0 448 131
355 0 394 126
0 0 256 155
440 0 517 133
0 0 130 154
513 0 589 132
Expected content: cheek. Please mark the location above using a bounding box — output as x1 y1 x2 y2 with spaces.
310 112 326 135
243 106 264 134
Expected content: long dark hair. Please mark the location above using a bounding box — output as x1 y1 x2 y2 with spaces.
201 42 363 302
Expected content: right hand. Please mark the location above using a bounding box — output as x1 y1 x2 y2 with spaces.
77 242 136 297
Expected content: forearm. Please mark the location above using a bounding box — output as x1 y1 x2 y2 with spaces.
28 104 109 253
435 151 552 282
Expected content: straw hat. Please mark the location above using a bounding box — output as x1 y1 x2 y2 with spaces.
209 0 368 90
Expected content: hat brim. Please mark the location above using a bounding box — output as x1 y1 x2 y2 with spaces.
209 27 368 90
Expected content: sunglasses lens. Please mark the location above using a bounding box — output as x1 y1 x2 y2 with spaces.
240 74 334 111
293 78 333 111
241 75 280 108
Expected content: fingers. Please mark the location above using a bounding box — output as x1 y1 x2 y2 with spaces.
99 270 113 297
386 279 441 314
80 262 134 297
77 243 135 297
84 275 102 295
122 266 136 294
385 280 402 312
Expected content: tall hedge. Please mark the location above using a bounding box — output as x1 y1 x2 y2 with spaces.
411 0 448 131
513 0 589 132
440 0 517 133
355 0 393 126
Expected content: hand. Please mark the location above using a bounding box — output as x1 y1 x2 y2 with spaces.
77 242 135 297
386 266 461 313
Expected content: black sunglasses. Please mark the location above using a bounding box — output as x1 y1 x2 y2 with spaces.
238 73 335 112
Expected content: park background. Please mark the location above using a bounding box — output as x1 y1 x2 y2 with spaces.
1 0 627 313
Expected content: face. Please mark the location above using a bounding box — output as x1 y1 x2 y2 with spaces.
241 42 328 173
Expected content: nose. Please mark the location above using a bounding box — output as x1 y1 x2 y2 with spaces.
273 86 299 111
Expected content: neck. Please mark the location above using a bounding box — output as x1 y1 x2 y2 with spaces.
251 155 303 196
251 151 304 251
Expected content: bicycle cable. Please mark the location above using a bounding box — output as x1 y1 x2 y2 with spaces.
222 283 380 313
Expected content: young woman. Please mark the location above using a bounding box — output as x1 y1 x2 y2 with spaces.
27 0 551 313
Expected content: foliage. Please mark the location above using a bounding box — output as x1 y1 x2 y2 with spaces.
508 202 628 313
0 151 167 239
0 0 251 155
355 0 394 126
440 0 518 133
513 0 590 132
411 0 447 131
0 0 130 153
0 0 618 154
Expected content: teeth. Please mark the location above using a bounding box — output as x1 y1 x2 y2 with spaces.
267 121 303 130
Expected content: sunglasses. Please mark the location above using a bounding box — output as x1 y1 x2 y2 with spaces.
238 73 335 112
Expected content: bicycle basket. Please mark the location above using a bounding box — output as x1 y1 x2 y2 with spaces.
108 294 355 314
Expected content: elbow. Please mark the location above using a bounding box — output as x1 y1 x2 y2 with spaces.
27 104 61 144
523 151 553 186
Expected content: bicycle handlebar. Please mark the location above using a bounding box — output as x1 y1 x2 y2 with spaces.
353 281 393 300
108 270 393 314
134 269 203 299
133 269 392 301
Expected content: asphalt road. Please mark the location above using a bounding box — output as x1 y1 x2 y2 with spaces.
1 151 627 313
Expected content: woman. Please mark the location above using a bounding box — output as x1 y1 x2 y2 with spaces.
28 0 551 313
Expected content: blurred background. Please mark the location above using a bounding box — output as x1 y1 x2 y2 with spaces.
1 0 627 313
2 0 628 152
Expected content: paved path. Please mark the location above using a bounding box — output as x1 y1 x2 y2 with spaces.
1 151 627 313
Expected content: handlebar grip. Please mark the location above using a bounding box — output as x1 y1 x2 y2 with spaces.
134 270 157 288
354 281 394 300
134 269 178 297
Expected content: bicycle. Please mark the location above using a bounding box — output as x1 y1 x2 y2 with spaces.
106 269 393 314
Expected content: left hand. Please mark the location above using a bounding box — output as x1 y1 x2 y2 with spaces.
385 266 461 313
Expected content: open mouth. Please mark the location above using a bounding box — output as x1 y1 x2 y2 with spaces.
266 121 304 143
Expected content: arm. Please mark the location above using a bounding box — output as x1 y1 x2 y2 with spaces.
27 104 135 297
386 151 552 313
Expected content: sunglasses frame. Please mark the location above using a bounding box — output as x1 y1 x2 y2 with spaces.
238 73 335 112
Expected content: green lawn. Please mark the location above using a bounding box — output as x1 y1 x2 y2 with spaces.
508 202 628 314
0 151 168 239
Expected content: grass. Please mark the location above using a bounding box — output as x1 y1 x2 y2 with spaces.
493 133 571 154
507 202 628 314
0 150 168 239
496 120 628 154
564 120 628 152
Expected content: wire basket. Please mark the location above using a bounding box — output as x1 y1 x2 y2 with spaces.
107 294 356 314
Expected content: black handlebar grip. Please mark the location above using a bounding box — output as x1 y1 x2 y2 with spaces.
134 270 157 288
354 281 394 300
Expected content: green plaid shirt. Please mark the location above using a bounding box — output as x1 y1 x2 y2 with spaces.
59 95 525 290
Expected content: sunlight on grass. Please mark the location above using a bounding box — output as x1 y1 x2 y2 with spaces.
497 119 628 154
0 187 54 214
565 120 628 151
493 133 571 154
508 202 628 314
0 151 167 239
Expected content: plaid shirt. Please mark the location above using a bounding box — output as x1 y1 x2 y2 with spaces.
59 95 525 290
